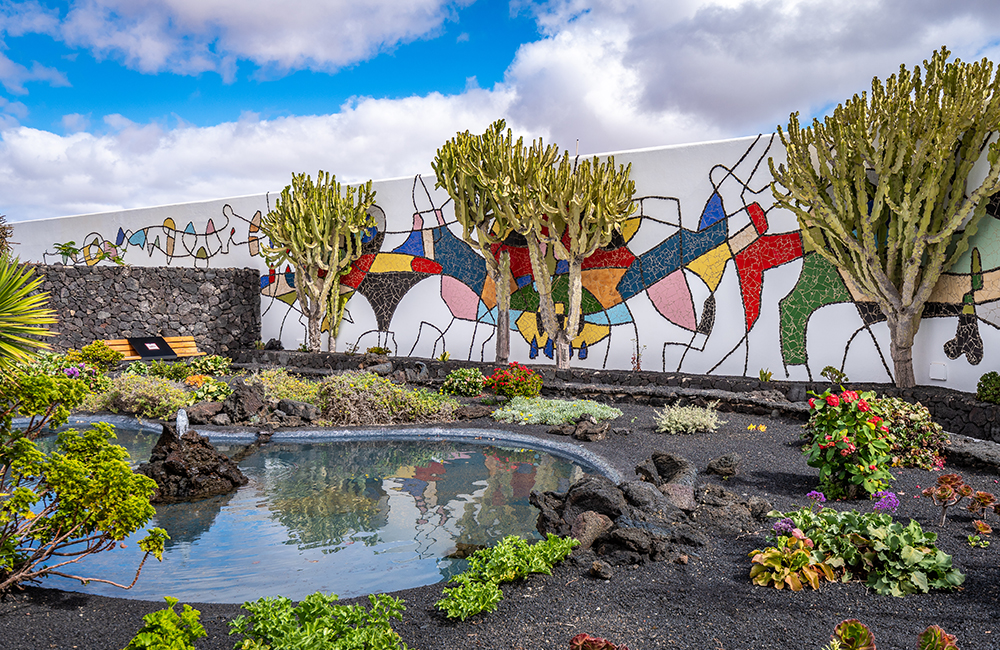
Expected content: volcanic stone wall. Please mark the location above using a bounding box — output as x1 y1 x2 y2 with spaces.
29 264 260 356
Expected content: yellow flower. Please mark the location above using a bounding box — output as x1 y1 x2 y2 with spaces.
747 424 757 431
758 425 767 432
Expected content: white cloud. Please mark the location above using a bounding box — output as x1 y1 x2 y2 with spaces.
0 88 512 220
59 0 474 79
60 112 90 132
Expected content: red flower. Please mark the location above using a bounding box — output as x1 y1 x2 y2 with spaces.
808 397 817 409
840 390 858 403
867 415 882 425
840 449 850 456
857 399 870 412
825 394 840 407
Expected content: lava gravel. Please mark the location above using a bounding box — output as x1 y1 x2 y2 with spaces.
1 404 998 650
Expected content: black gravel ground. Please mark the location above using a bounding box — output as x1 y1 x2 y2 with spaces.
2 404 998 650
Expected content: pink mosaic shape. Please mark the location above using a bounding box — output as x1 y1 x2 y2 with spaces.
647 269 696 331
442 275 481 321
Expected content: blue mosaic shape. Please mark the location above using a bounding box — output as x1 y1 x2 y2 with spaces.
544 337 554 359
617 233 681 299
393 231 424 256
361 225 378 244
128 230 146 247
285 268 295 289
585 311 610 325
605 302 632 326
529 337 538 359
432 226 486 294
116 227 126 246
555 260 569 275
579 341 588 360
259 275 269 289
477 302 496 325
698 192 726 230
184 222 196 234
682 219 728 265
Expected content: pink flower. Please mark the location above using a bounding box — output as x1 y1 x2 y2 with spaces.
857 399 870 412
841 390 858 403
826 394 840 407
840 449 850 456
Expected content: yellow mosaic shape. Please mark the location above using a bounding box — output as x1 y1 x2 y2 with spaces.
686 244 731 291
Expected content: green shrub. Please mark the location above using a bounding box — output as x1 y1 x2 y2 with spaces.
366 346 392 356
769 505 965 597
976 370 1000 404
186 354 232 376
654 401 725 434
869 397 948 470
492 396 622 425
124 360 150 375
318 372 456 425
804 389 893 499
124 597 206 650
440 367 487 397
436 534 578 621
249 367 320 404
229 591 409 650
749 532 837 591
484 362 542 399
148 359 192 382
92 374 190 419
0 372 167 592
78 340 124 372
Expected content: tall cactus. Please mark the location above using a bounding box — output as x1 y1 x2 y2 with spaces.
260 171 377 353
771 47 1000 387
432 120 559 364
516 151 636 369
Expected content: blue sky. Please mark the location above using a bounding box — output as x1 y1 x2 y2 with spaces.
2 0 1000 221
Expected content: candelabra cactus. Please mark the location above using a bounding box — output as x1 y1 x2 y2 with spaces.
260 171 377 353
514 151 636 369
432 120 554 363
771 47 1000 388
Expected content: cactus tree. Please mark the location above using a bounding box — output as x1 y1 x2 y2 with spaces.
260 171 377 353
432 121 554 363
771 47 1000 387
516 149 636 369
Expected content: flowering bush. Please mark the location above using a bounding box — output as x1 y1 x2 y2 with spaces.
185 375 233 404
872 490 899 514
804 388 893 499
441 367 487 397
868 396 948 470
484 362 542 399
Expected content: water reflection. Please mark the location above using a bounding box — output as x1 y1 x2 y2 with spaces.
40 432 587 603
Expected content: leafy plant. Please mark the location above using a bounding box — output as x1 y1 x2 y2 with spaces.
0 257 56 372
653 401 725 434
570 633 630 650
0 214 13 257
366 346 391 355
436 534 578 620
758 368 773 382
492 396 621 426
976 370 1000 404
185 375 233 404
967 534 990 548
440 367 487 397
485 362 542 399
869 397 948 470
148 359 192 382
229 591 409 650
822 620 959 650
804 389 893 499
77 340 125 372
820 365 850 386
125 360 150 375
186 354 232 376
749 529 837 591
921 473 975 526
437 350 450 362
52 240 80 261
772 506 965 597
0 372 167 591
123 596 206 650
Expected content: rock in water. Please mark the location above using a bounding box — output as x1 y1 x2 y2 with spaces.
137 422 248 503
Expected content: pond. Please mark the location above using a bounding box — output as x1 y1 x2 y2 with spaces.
36 424 596 603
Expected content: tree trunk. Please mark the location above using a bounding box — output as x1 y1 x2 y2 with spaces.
555 332 572 369
495 249 510 364
887 309 921 388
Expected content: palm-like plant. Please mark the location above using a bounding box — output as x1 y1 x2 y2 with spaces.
0 256 56 371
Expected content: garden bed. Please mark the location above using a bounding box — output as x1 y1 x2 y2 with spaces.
2 401 997 650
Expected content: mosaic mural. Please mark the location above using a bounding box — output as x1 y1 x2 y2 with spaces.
15 135 1000 391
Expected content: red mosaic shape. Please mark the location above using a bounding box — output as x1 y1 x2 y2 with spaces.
734 232 804 331
582 246 637 270
748 202 768 235
340 253 376 289
411 257 443 274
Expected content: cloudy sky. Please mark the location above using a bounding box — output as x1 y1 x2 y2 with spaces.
1 0 999 221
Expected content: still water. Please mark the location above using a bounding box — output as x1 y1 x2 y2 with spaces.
40 430 588 603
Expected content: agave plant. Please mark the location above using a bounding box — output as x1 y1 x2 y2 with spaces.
0 256 56 371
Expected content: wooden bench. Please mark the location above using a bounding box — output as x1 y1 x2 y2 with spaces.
104 336 207 362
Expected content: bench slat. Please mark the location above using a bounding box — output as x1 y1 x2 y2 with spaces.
101 337 207 362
